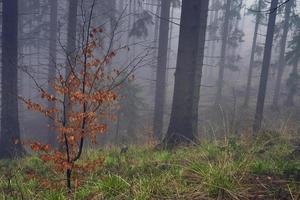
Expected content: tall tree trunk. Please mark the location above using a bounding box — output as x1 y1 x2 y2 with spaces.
208 0 220 81
167 5 174 71
153 0 171 140
253 0 279 133
286 59 298 106
215 0 231 105
272 0 293 108
244 0 262 107
163 0 209 147
0 0 24 158
66 0 78 74
150 1 160 97
65 0 78 125
18 1 25 126
206 0 215 67
47 0 58 146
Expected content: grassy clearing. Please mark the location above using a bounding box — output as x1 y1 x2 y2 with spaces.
0 133 300 199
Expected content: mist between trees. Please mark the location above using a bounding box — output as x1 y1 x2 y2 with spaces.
0 0 300 196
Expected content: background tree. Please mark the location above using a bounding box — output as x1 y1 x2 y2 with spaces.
244 0 265 107
206 0 222 82
253 0 279 133
153 0 171 140
115 80 146 144
215 0 232 105
285 17 300 106
64 0 79 128
272 0 293 109
47 0 58 145
66 0 79 74
225 0 244 79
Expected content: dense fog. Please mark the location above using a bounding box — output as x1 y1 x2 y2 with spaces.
1 0 300 198
0 0 296 145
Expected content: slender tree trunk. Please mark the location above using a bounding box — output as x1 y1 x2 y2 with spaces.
167 5 174 71
272 0 293 108
65 0 78 125
163 0 209 147
208 1 219 81
215 0 231 105
150 1 160 97
66 169 72 192
253 0 279 133
0 0 24 159
153 0 171 140
244 0 262 107
286 59 298 106
47 0 58 146
206 0 215 67
132 0 137 57
18 1 25 127
66 0 78 74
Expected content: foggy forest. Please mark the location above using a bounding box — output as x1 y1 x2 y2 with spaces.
0 0 300 199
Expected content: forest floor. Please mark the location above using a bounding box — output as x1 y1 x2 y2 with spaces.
1 132 300 200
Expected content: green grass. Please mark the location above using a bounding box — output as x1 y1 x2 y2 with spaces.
0 134 300 199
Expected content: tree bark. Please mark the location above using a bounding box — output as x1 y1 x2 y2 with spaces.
272 0 293 108
244 0 262 107
163 0 209 147
153 0 171 140
215 0 231 105
65 0 79 125
47 0 58 146
0 0 24 159
253 0 279 133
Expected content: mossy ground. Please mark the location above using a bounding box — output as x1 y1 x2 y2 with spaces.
1 133 300 199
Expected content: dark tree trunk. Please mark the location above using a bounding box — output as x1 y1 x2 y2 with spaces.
253 0 279 133
215 0 231 105
153 0 171 140
244 0 262 107
0 0 24 159
163 0 209 147
66 169 72 192
272 0 293 108
47 0 58 146
66 0 78 73
65 0 78 125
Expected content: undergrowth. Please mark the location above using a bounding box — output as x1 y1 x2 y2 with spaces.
0 132 300 199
